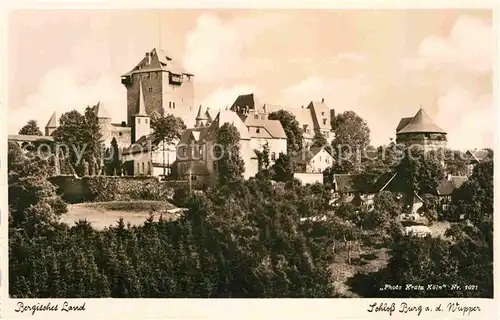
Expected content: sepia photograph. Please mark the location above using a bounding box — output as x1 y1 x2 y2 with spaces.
3 4 495 312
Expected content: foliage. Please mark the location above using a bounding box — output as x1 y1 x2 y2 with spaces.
442 149 469 176
271 153 295 182
396 148 445 195
10 177 337 298
85 177 119 202
331 111 370 173
214 123 245 185
151 113 186 176
311 131 328 149
19 120 43 136
447 160 493 224
268 110 303 154
53 106 103 176
104 137 122 176
418 194 439 225
255 142 271 171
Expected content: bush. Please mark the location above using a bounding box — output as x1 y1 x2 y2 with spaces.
84 177 119 202
172 187 190 207
127 181 172 201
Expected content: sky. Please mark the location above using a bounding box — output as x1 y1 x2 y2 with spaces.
7 9 494 149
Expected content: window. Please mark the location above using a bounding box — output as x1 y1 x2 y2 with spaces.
141 163 145 174
136 163 140 175
173 102 176 109
145 119 148 124
326 157 329 163
271 152 276 160
213 161 218 171
169 101 172 109
191 175 197 181
119 132 123 136
199 146 204 159
256 128 260 133
137 118 141 124
323 119 327 125
148 87 153 93
319 156 322 162
321 112 325 116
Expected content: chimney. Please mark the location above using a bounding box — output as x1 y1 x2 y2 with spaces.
321 97 324 103
145 52 151 65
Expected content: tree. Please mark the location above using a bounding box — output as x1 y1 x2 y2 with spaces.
311 131 328 149
53 106 103 176
447 160 493 224
151 113 186 177
418 194 439 225
268 110 303 154
442 149 469 176
255 142 271 171
105 137 122 176
396 148 444 196
19 120 43 136
331 111 370 173
214 123 245 185
271 153 295 182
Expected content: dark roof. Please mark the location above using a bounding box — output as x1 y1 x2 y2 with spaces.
396 117 412 133
396 108 446 134
122 48 193 77
333 174 374 193
466 149 490 164
231 93 258 111
436 176 468 196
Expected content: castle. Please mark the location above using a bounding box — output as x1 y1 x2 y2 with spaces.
9 47 459 185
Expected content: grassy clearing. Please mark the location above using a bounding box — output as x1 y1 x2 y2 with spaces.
62 200 180 230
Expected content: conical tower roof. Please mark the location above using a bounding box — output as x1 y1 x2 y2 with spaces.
136 81 148 117
397 108 446 134
196 105 208 120
94 101 111 119
45 111 57 128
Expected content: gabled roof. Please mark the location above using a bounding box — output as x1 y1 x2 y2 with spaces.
243 117 287 139
332 174 374 193
396 108 446 134
292 146 333 164
45 111 57 128
307 101 331 131
436 176 468 196
201 110 250 141
93 101 111 119
465 149 490 164
178 127 205 145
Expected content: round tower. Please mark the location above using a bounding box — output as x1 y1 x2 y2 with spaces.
395 108 447 151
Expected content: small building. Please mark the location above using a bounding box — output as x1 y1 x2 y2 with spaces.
435 174 468 211
330 173 375 206
464 149 491 176
291 147 335 185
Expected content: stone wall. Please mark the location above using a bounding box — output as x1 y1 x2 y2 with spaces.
49 175 205 203
293 173 324 185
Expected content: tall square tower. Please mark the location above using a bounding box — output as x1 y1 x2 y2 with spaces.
121 48 195 126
